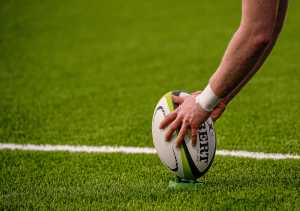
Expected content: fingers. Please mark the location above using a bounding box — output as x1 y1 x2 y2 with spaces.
211 101 226 122
175 121 188 146
172 95 184 104
159 111 177 129
191 127 198 146
210 108 220 122
211 111 220 122
160 95 184 130
165 117 182 141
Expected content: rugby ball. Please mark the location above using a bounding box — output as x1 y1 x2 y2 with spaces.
152 91 216 180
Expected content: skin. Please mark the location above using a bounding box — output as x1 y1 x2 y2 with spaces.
213 0 288 119
160 0 288 146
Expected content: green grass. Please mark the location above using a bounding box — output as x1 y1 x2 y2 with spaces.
1 151 299 210
0 0 299 152
0 0 300 209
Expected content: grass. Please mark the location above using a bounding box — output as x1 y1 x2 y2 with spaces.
0 0 299 152
0 0 300 209
1 151 299 210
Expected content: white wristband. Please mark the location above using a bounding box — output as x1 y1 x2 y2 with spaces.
195 84 221 112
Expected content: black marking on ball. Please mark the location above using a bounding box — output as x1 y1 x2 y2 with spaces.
182 141 202 179
154 106 166 117
169 147 179 172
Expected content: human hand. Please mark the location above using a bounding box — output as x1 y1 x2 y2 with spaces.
172 91 227 122
159 94 210 146
210 100 226 122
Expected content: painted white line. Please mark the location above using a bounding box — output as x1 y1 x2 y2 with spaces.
0 143 156 154
0 143 299 160
216 149 300 160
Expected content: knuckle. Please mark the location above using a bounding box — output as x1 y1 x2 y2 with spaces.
183 118 189 124
171 122 179 130
177 113 183 120
180 127 186 134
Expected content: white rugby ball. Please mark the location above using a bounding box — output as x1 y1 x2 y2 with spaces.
152 91 216 180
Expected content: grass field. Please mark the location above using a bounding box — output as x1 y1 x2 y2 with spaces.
0 0 300 210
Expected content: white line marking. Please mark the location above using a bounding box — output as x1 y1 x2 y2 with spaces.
0 143 299 160
0 143 156 154
216 149 300 160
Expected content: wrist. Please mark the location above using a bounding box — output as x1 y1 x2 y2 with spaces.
195 84 222 112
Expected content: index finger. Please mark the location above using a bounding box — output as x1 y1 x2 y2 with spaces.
175 122 188 147
159 111 177 129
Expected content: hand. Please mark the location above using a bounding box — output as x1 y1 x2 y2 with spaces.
210 100 226 122
176 91 227 122
159 94 211 146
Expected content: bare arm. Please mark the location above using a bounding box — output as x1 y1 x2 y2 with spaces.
223 0 288 104
160 0 288 145
210 0 280 98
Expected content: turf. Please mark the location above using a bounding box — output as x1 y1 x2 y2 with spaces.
0 151 299 210
0 0 299 153
0 0 300 209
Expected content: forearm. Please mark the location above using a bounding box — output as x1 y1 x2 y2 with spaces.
224 0 288 104
209 0 279 99
210 27 270 98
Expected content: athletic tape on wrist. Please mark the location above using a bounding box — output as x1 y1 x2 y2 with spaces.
195 84 221 112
